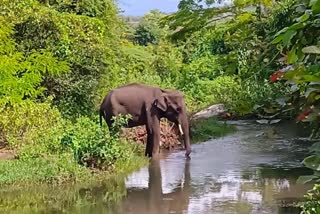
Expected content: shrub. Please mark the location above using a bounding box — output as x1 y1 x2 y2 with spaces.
300 184 320 214
198 76 288 115
61 115 133 170
205 75 243 111
0 99 65 157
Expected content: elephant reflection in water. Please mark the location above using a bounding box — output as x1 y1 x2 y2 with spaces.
118 159 191 214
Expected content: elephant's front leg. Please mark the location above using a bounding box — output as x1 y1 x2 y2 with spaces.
146 111 161 158
145 127 152 157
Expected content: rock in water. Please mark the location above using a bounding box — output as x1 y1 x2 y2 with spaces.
191 104 226 121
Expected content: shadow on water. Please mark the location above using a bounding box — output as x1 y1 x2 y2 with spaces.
0 120 315 214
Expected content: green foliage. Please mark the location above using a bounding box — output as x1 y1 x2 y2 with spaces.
1 0 316 193
0 0 122 119
300 184 320 214
0 155 89 185
132 9 169 46
61 115 135 169
0 16 69 109
263 3 320 210
190 117 236 143
0 99 64 156
44 0 117 18
269 0 320 184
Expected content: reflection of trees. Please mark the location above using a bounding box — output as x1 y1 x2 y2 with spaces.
241 166 313 181
116 159 191 214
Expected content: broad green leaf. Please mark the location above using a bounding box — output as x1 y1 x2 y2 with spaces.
296 13 310 22
274 27 289 37
304 155 320 171
310 0 318 6
315 95 320 100
304 87 319 98
282 30 297 46
310 142 320 153
311 0 320 13
271 34 284 44
288 48 298 63
303 75 320 82
297 175 317 184
288 22 305 30
302 46 320 54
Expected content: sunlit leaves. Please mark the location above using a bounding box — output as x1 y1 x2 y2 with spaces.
0 17 69 107
160 6 233 41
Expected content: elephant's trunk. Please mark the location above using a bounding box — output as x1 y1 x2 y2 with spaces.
179 114 191 157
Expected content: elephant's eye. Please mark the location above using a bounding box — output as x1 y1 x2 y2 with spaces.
176 107 182 113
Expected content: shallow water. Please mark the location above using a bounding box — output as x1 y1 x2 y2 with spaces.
110 120 314 214
0 120 315 214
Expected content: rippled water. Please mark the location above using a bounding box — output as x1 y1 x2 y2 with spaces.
110 120 314 214
0 120 315 214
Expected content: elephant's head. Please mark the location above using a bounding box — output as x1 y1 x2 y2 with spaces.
154 89 192 157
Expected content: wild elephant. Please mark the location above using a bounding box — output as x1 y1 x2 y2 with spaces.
99 83 191 158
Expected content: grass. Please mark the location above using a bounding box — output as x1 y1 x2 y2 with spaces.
0 155 91 186
0 142 148 187
190 117 236 143
0 143 148 213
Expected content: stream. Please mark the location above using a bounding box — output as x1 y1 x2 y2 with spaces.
0 120 315 214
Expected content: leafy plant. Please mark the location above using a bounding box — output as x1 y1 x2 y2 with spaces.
61 115 132 169
0 15 69 109
300 184 320 214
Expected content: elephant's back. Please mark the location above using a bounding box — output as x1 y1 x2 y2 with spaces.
112 84 159 100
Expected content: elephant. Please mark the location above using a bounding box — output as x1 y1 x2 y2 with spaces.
99 83 191 158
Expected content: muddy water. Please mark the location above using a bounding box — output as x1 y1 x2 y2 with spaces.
110 120 314 214
0 121 315 214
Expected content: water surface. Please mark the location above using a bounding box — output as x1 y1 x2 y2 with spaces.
111 120 314 214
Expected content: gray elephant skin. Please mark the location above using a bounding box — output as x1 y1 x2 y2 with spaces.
99 83 191 158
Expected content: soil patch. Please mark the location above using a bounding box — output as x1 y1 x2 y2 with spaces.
121 120 182 150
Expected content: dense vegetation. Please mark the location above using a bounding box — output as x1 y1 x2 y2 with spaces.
0 0 149 185
1 0 320 211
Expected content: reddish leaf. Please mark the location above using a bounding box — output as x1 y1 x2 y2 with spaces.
270 70 285 82
296 108 312 122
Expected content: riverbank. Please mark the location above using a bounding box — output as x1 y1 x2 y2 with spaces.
0 142 148 187
0 113 234 187
0 120 314 214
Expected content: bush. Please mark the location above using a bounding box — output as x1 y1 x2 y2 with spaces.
61 115 135 170
300 184 320 214
0 100 146 185
197 76 288 115
0 99 65 157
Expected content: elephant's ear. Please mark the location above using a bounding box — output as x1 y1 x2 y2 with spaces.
154 94 167 111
